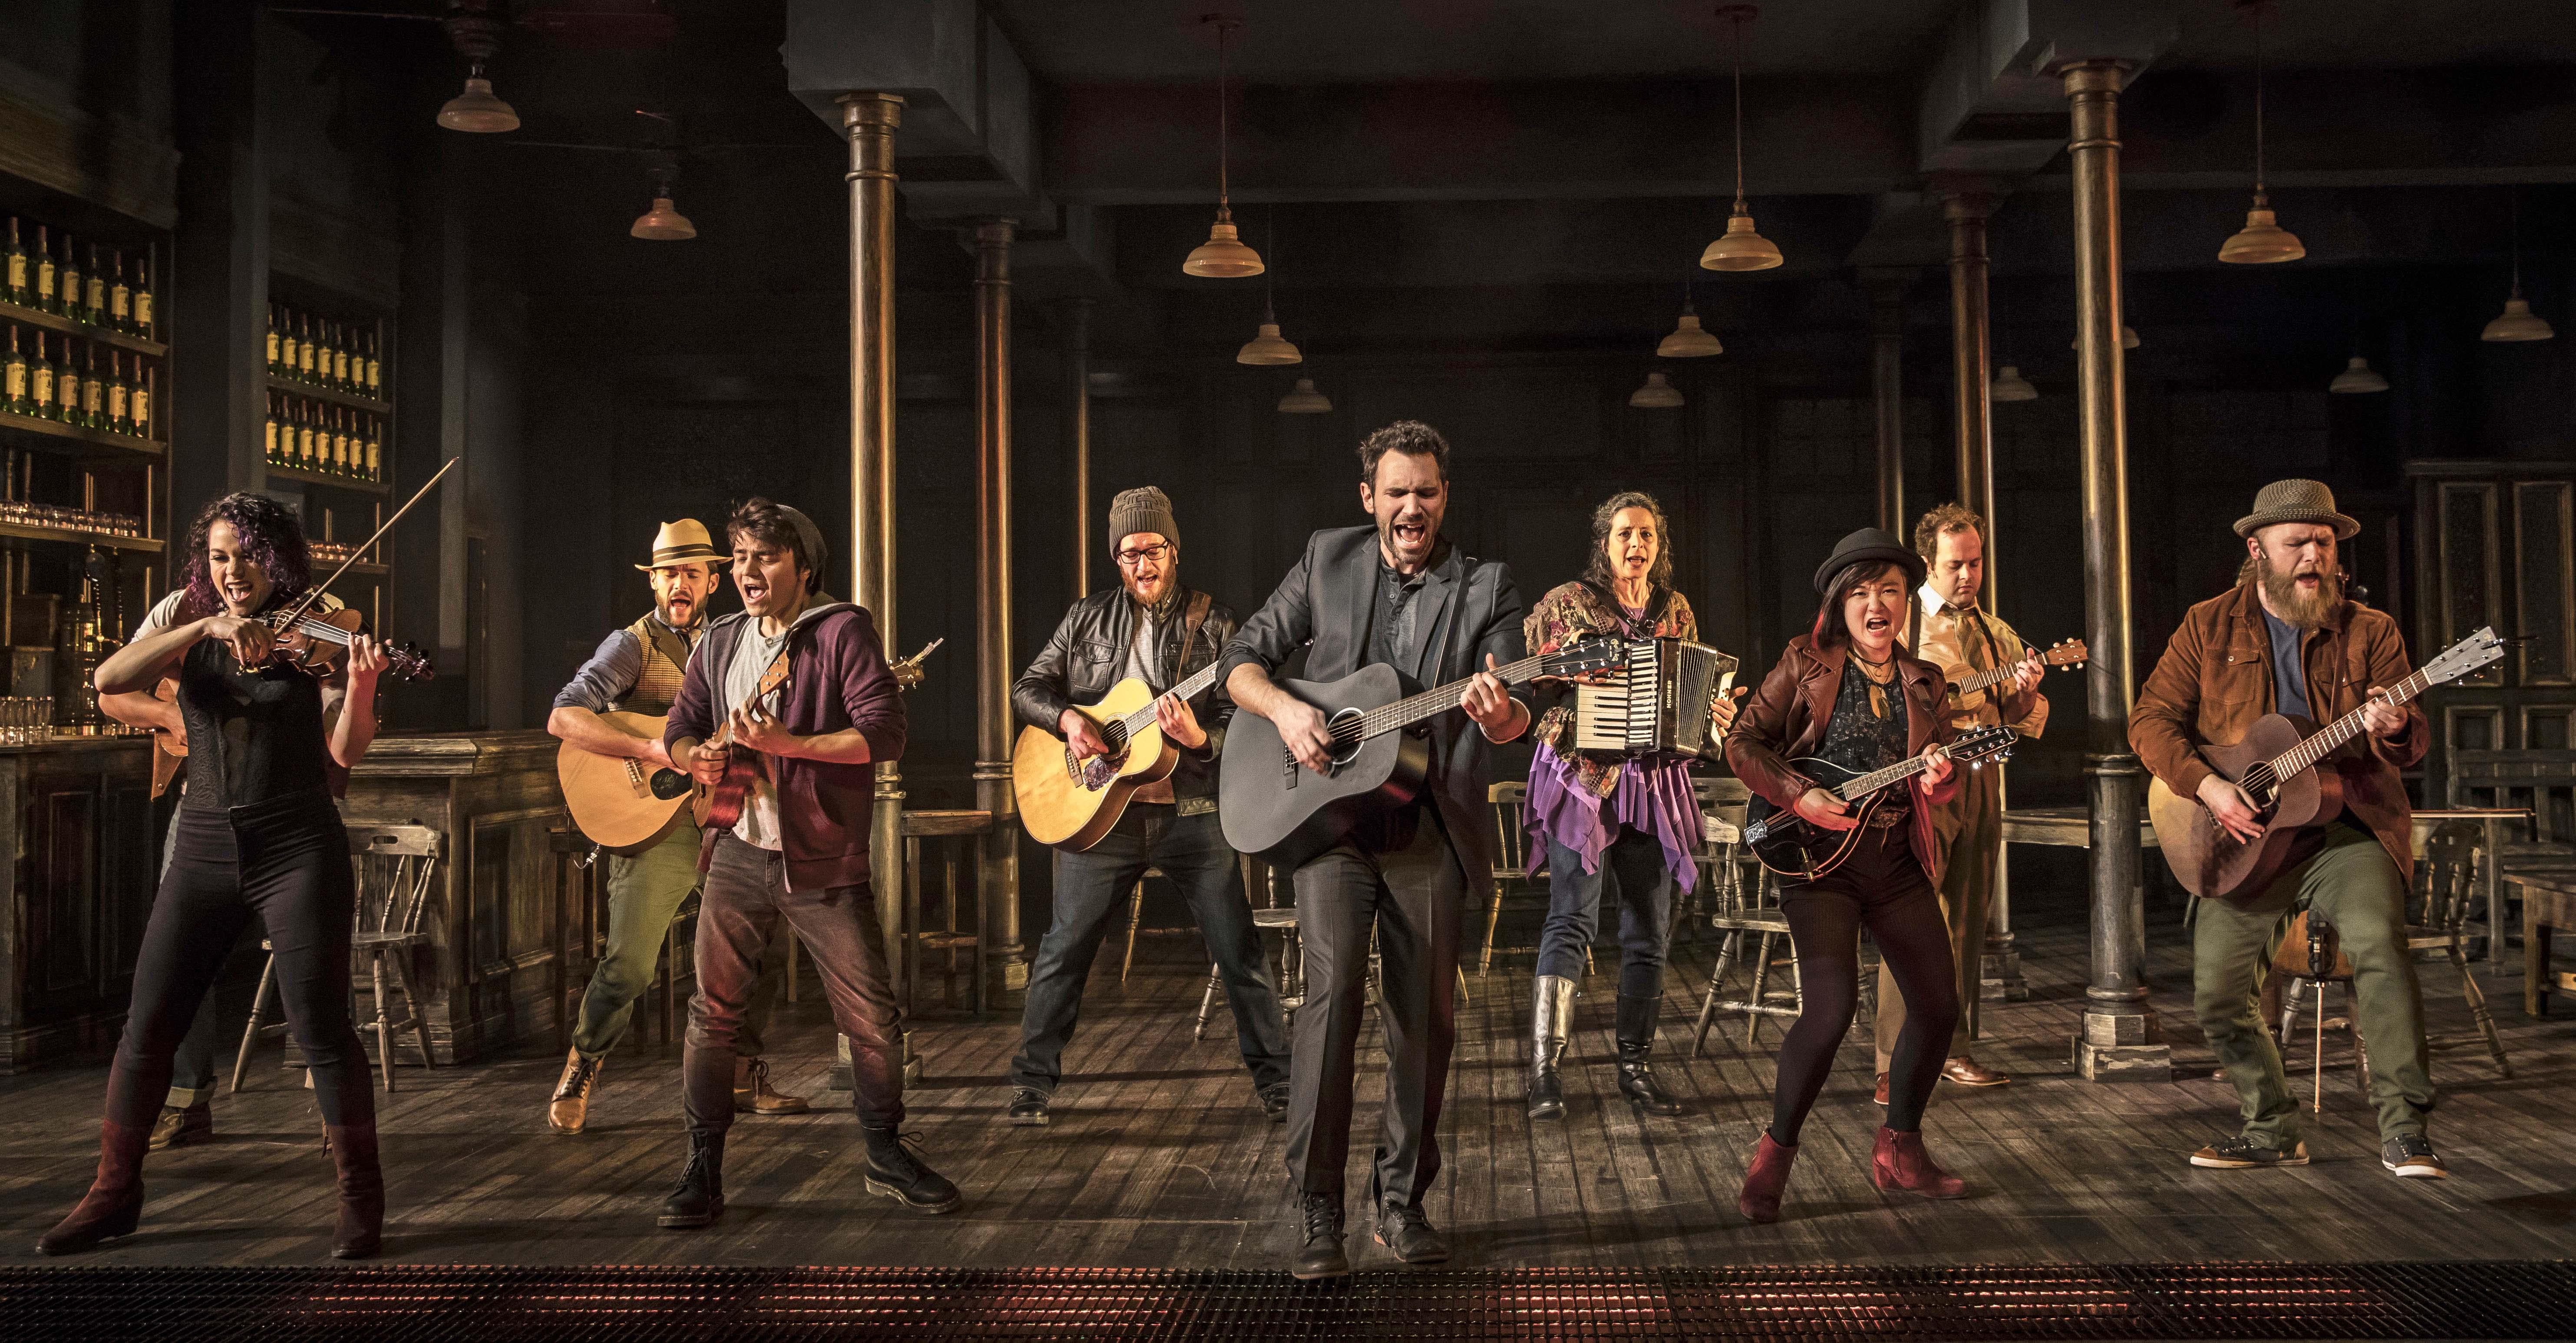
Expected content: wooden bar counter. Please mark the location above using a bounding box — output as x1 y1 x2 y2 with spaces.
0 733 157 1073
342 730 569 1065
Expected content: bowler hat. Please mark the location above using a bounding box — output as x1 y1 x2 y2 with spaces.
2233 479 2359 540
1813 527 1926 597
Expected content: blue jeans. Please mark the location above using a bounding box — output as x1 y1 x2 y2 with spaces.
1010 805 1288 1096
1534 829 1676 1001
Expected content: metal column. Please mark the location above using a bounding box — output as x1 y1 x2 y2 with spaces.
1863 270 1909 537
973 221 1025 989
1062 297 1095 603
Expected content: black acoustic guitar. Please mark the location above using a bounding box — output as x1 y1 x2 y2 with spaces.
1218 638 1623 871
1740 724 2019 879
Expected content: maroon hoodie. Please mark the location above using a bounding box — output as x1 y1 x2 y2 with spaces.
665 596 906 893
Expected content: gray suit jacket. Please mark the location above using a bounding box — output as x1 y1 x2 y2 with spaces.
1217 524 1528 891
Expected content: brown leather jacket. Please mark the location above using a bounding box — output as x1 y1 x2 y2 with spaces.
2127 581 2427 881
1725 636 1962 876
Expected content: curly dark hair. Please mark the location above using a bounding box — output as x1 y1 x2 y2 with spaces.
1356 420 1451 487
1810 559 1908 649
726 497 821 581
182 492 310 616
1580 490 1674 593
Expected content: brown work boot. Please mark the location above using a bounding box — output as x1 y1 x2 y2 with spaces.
735 1057 809 1115
548 1050 603 1135
1940 1056 2011 1087
149 1102 214 1151
1872 1072 1889 1106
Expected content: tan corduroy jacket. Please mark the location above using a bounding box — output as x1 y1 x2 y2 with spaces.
2127 581 2428 882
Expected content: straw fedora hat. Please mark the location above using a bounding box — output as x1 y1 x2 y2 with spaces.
635 519 731 572
2233 479 2359 540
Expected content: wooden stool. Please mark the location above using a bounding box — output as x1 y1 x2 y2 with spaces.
901 809 993 1019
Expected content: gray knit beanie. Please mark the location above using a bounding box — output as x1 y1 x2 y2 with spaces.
1108 486 1179 550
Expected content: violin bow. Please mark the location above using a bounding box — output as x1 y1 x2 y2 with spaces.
275 456 462 630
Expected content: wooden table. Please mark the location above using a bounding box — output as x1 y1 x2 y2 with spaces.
2412 808 2533 964
2515 870 2576 1017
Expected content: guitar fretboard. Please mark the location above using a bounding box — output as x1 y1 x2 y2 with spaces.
1108 661 1224 742
1833 747 1947 802
1333 651 1557 745
2259 666 2431 784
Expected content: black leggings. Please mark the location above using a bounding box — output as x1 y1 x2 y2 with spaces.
102 792 375 1132
1768 824 1958 1145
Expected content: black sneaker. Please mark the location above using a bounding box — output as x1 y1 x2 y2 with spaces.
1293 1193 1349 1280
1374 1202 1451 1265
1007 1087 1050 1126
1259 1082 1290 1124
863 1129 962 1215
2189 1135 2310 1169
656 1132 725 1229
2383 1133 2449 1179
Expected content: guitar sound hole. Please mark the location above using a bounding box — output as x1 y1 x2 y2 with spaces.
1325 707 1365 768
649 770 691 800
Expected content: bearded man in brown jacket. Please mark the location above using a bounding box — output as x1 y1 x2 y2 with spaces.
2127 480 2441 1181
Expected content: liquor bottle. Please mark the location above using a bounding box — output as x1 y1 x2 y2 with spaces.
33 226 56 314
105 352 129 435
3 326 27 414
129 364 151 439
298 313 317 382
332 323 351 390
280 307 299 381
130 256 152 340
264 392 282 465
327 407 346 474
29 332 55 418
3 219 25 306
266 304 282 374
83 246 105 327
297 399 317 467
107 251 131 333
81 345 103 428
318 319 338 390
364 415 382 481
55 338 82 426
364 330 382 397
57 237 82 323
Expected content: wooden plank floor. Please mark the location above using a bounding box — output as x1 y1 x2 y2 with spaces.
5 906 2574 1270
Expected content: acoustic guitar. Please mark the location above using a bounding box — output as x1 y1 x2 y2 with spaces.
1012 659 1223 851
2146 626 2502 900
1217 638 1623 871
557 712 696 853
1739 724 2020 879
1946 637 2087 707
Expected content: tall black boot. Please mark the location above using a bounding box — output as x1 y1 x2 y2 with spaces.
657 1130 726 1229
1527 975 1574 1121
1615 993 1685 1117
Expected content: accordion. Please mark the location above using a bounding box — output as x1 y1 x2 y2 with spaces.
1571 638 1738 758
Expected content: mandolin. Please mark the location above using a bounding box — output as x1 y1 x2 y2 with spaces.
1012 660 1224 851
1740 724 2020 879
2146 626 2502 900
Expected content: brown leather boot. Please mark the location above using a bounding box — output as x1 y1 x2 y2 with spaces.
149 1101 215 1151
1872 1126 1967 1199
37 1120 152 1255
549 1050 603 1135
327 1124 385 1259
1736 1130 1797 1225
734 1057 808 1115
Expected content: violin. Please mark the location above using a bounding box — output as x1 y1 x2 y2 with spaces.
255 605 435 682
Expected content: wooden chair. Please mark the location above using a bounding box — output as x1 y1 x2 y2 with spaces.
2412 820 2513 1078
231 823 442 1094
1195 855 1299 1039
1121 866 1168 983
1692 806 1803 1055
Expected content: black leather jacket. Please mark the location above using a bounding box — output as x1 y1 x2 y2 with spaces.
1012 585 1238 805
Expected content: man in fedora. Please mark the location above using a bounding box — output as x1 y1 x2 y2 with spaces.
2131 480 2441 1179
544 519 803 1134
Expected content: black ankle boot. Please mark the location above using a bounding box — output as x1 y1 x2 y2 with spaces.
1616 994 1685 1117
1293 1192 1349 1280
657 1131 725 1229
862 1126 960 1215
1527 975 1574 1121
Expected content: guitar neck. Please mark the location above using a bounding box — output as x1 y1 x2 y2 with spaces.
1352 652 1552 741
1953 663 2015 696
1112 660 1224 737
1834 746 1948 802
2265 666 2429 781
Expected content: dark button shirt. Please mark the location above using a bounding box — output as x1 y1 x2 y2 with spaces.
1818 656 1911 827
2262 607 2312 720
1367 548 1441 675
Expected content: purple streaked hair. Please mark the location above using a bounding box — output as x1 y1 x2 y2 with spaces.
180 492 310 618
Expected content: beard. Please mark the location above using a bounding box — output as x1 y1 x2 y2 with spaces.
2256 551 2340 631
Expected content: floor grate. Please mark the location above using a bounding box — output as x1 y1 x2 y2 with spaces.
3 1261 2570 1340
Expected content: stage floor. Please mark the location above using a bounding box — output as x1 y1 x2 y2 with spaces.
3 904 2572 1272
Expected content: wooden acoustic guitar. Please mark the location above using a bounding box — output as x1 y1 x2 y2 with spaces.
1011 659 1223 851
1739 724 2020 879
1217 638 1623 871
557 712 695 853
1946 637 2087 707
2146 626 2502 901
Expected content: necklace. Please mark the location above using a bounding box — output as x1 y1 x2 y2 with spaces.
1849 647 1897 683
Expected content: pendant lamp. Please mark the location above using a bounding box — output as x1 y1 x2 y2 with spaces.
438 62 520 133
630 167 696 240
1657 286 1724 357
1700 6 1782 272
1629 371 1685 408
1237 301 1302 365
2483 193 2556 342
1183 18 1263 278
2328 357 2389 393
2219 3 2302 263
1278 377 1333 414
1990 366 2038 402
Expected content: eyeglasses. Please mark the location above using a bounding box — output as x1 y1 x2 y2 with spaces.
1115 543 1172 568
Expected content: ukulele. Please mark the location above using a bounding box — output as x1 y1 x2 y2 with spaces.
691 647 794 873
1946 638 2087 707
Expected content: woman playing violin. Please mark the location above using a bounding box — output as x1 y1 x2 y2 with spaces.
40 493 389 1260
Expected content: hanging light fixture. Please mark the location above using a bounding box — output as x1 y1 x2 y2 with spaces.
1990 366 2038 402
1183 16 1263 278
2327 356 2389 393
1236 301 1302 364
1657 283 1725 357
2218 1 2302 264
630 164 696 240
1629 371 1685 408
1278 377 1333 414
438 60 520 133
2483 192 2556 342
1700 6 1782 272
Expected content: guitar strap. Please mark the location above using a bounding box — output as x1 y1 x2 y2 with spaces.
1174 589 1214 685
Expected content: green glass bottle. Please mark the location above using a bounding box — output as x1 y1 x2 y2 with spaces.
108 251 131 334
33 226 56 315
3 326 28 413
57 238 82 323
3 219 26 307
364 330 382 397
55 339 82 426
106 352 129 435
130 256 153 340
80 345 103 428
297 313 317 383
127 363 149 438
29 332 55 418
82 246 105 327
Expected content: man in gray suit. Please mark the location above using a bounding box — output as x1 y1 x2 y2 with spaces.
1220 420 1530 1280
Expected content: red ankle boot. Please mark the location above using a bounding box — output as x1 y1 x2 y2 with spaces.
37 1120 152 1255
1736 1131 1798 1224
326 1124 384 1259
1872 1126 1966 1199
